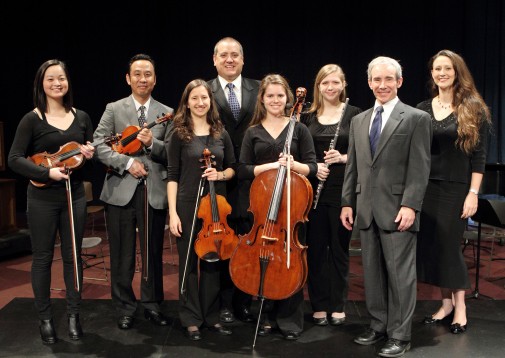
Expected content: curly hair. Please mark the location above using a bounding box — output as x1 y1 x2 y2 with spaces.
172 79 223 142
428 50 491 154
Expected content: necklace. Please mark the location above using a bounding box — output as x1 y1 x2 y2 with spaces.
437 96 452 110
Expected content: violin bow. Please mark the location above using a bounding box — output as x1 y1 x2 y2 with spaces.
64 166 81 292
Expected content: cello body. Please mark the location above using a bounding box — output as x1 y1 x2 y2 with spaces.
229 168 312 300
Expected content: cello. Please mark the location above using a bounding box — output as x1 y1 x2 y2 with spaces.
194 148 239 262
229 91 312 302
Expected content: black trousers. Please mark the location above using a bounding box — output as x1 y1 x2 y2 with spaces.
306 205 351 313
107 185 167 316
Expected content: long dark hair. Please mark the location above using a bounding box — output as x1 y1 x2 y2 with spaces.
33 59 74 113
173 79 223 142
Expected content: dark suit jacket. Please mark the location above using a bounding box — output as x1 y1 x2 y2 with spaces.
341 100 432 231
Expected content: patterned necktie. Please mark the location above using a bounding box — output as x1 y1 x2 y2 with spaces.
369 105 384 157
138 105 147 127
226 83 240 120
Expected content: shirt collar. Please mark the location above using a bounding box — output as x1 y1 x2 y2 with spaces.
218 74 242 92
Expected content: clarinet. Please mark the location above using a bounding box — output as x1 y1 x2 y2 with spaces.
313 98 349 210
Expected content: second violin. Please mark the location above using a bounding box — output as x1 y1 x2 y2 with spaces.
194 148 239 262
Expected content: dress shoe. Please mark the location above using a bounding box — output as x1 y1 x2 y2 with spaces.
354 328 386 346
313 316 329 326
450 322 467 334
68 313 83 340
219 308 235 323
234 306 255 322
378 338 411 357
39 319 57 344
282 330 301 340
208 324 232 336
186 328 202 341
144 309 169 326
117 315 134 330
257 322 272 336
422 310 454 325
330 316 346 326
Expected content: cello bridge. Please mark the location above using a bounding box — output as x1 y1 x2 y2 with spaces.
260 235 278 242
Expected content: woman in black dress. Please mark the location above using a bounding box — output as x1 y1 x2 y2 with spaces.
166 79 235 341
238 74 317 340
8 59 95 344
300 64 362 326
416 50 491 334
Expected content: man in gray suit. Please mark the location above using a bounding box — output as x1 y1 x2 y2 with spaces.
207 37 260 323
93 54 173 330
340 56 431 357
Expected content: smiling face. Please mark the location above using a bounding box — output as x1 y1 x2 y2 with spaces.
213 39 244 82
368 63 403 105
126 59 156 101
43 65 68 100
187 85 211 120
431 55 456 91
319 72 345 103
262 83 288 117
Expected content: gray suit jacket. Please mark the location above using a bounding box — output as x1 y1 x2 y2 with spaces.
341 100 432 231
93 95 173 209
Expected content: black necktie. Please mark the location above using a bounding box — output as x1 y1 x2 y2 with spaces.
138 106 147 127
370 105 384 157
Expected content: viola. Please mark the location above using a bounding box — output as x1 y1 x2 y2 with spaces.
28 135 121 188
110 112 173 155
194 148 239 262
229 93 312 301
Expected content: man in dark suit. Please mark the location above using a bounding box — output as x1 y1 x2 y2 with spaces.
94 54 173 330
207 37 260 323
340 56 431 357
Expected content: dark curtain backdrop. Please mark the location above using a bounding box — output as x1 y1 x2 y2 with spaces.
0 0 503 211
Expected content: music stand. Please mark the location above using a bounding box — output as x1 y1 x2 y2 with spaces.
467 197 505 299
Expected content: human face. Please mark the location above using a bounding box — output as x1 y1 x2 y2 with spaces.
431 55 455 91
319 73 345 103
368 64 403 105
187 85 211 119
213 40 244 82
126 60 156 101
43 65 68 100
262 84 287 117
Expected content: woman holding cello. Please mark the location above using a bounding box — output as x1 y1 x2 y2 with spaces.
235 74 317 340
8 59 95 344
166 79 235 341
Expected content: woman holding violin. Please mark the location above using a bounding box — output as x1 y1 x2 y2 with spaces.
166 79 235 341
236 74 317 340
8 59 94 344
300 64 362 327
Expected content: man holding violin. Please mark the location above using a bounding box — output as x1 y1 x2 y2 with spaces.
93 53 173 330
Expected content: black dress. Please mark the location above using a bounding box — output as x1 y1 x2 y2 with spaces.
416 99 488 289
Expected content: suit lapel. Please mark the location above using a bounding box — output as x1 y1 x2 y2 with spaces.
125 96 138 126
358 108 374 163
373 101 405 161
211 79 235 123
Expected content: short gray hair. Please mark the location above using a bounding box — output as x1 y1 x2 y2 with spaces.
367 56 402 80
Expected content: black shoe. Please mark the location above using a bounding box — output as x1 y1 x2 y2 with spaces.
68 314 83 340
219 308 235 323
330 316 346 326
234 306 255 322
313 316 329 326
117 315 134 330
257 323 272 336
378 338 411 357
39 319 57 344
354 328 386 346
282 330 301 340
422 310 454 325
208 324 233 336
144 309 169 326
186 328 202 341
450 323 467 334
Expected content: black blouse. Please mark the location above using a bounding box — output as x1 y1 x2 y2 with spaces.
416 99 489 183
300 105 362 207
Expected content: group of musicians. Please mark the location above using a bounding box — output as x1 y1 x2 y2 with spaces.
8 37 491 358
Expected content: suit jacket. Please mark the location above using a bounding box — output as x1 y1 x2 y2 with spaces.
341 100 432 231
93 95 173 209
208 77 260 162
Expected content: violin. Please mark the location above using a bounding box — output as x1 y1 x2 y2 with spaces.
229 93 312 301
194 148 239 262
110 112 173 155
28 135 121 188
